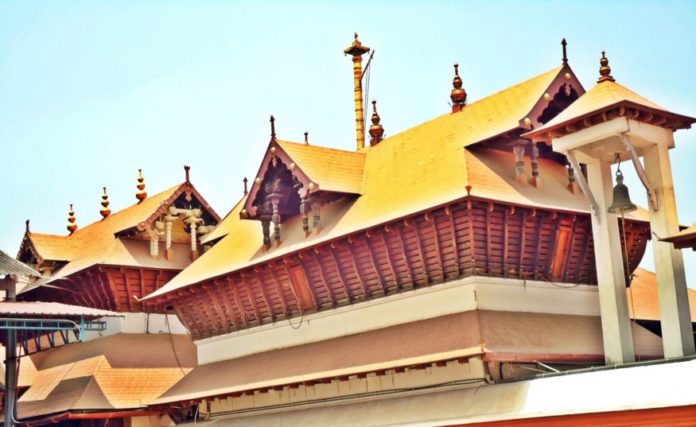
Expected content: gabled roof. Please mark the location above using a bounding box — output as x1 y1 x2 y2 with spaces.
146 65 653 300
20 181 219 283
276 140 365 194
0 249 39 277
526 79 696 141
16 333 196 420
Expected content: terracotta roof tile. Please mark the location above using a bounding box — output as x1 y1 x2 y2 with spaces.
627 267 696 323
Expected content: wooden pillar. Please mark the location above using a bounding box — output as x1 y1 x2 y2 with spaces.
643 139 695 357
585 157 635 364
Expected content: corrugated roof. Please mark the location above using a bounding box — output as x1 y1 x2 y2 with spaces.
0 249 39 277
0 301 119 318
17 333 196 419
153 310 662 404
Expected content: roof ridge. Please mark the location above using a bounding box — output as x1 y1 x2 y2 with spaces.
276 139 365 156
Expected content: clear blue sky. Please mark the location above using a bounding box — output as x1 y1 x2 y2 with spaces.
1 1 695 282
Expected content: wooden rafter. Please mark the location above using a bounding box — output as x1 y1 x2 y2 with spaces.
327 246 352 302
408 219 429 285
503 208 509 277
561 217 577 282
252 270 274 321
378 230 400 290
266 266 288 317
446 207 462 277
427 214 446 282
345 241 369 298
363 236 387 295
228 277 248 328
241 274 262 324
467 202 477 274
546 214 562 277
531 212 545 279
202 283 230 333
311 250 336 307
394 225 414 288
122 268 135 312
517 210 528 276
96 268 116 311
213 279 238 331
485 204 492 275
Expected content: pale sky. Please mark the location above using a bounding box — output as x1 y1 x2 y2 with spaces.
1 1 695 283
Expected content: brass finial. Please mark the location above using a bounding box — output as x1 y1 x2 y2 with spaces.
184 165 191 183
369 100 384 146
450 63 467 113
67 204 78 234
561 38 568 64
243 177 248 196
598 51 615 83
270 115 276 138
304 131 309 144
100 187 111 219
136 169 147 203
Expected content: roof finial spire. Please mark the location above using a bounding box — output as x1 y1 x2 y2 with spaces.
25 219 30 233
344 33 371 151
136 169 147 203
67 204 78 234
184 165 191 183
304 131 309 144
100 187 111 219
369 99 384 146
243 177 248 196
450 63 467 113
270 115 276 139
561 38 568 64
598 50 615 83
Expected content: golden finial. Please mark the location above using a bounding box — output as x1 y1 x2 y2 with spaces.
598 51 615 83
450 63 467 113
100 187 111 219
67 204 78 234
136 169 147 203
369 100 384 146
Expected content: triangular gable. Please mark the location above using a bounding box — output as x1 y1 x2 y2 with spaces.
242 138 364 220
521 63 586 129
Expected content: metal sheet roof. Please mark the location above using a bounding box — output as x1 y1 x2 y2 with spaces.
0 249 39 277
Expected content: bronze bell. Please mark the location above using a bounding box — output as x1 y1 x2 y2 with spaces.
608 169 637 214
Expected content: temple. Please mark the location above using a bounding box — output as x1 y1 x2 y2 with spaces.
3 36 696 426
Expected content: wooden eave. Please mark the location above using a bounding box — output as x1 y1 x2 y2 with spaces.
525 100 696 143
159 195 650 339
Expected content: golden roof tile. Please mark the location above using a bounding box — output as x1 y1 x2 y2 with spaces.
16 334 196 419
147 65 650 300
526 80 696 140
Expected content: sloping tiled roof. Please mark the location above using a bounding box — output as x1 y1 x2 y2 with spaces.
16 333 196 419
276 140 366 194
0 249 39 276
153 310 662 404
661 224 696 249
0 301 119 318
627 267 696 323
21 182 218 283
526 79 695 140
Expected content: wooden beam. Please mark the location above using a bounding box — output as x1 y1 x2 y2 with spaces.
362 236 387 295
394 225 415 288
427 214 446 282
546 214 562 278
266 266 288 317
202 283 229 333
213 279 238 331
446 207 462 278
562 217 578 283
531 212 545 279
252 270 274 321
517 210 528 276
467 202 477 275
281 262 304 314
139 268 145 305
228 277 248 328
328 245 352 302
122 268 135 312
485 204 492 275
241 274 263 324
503 208 509 277
345 241 369 298
85 270 106 309
378 230 400 291
311 250 337 307
408 219 430 285
97 269 117 312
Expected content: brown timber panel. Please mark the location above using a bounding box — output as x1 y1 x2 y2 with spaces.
169 199 653 340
